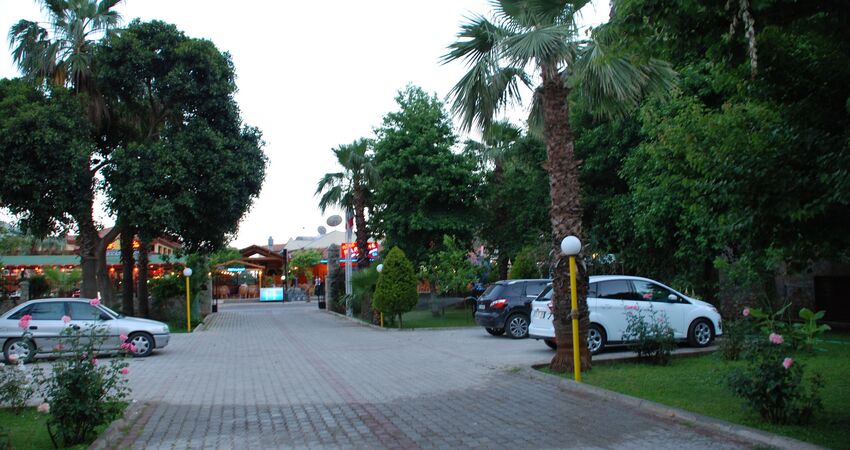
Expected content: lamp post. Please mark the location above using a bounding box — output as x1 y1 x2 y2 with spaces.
376 264 384 327
183 267 193 332
560 235 582 382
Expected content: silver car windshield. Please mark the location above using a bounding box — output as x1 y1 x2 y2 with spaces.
98 304 123 318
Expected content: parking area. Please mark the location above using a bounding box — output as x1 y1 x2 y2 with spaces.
118 301 746 449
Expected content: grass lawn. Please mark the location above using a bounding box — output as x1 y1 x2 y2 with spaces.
166 318 203 333
0 406 115 449
542 332 850 449
399 308 475 329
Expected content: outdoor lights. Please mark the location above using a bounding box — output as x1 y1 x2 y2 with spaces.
560 235 581 256
376 264 383 273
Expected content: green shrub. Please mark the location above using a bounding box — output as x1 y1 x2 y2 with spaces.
40 324 130 447
727 332 823 424
622 306 676 365
372 247 417 328
0 359 41 414
509 247 540 279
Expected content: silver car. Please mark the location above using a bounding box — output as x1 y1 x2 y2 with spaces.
1 298 170 363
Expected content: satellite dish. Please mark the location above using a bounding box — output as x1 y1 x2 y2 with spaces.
326 215 342 227
317 226 327 235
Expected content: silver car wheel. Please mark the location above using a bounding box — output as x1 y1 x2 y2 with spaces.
508 315 528 338
694 322 712 346
587 327 603 354
130 334 152 356
7 340 34 361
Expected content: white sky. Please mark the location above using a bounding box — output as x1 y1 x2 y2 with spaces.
0 0 608 249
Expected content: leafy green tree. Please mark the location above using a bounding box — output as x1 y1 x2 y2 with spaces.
316 138 379 268
288 250 322 284
96 20 267 315
43 267 82 297
509 247 541 280
9 0 124 301
443 0 674 372
419 235 478 316
373 247 418 328
468 129 550 280
372 85 478 268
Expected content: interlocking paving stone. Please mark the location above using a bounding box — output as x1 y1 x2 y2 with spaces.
119 302 749 449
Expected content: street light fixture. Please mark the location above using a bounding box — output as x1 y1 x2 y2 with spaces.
560 235 582 382
183 267 193 332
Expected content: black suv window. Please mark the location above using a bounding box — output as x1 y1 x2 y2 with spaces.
526 282 547 297
596 280 633 299
481 284 507 300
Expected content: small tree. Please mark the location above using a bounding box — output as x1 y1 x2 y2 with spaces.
509 247 541 280
373 247 417 328
288 250 322 285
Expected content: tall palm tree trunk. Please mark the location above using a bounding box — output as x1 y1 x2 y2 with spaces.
120 226 136 315
540 69 591 373
353 184 370 269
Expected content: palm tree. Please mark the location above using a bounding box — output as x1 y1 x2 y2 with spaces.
316 139 380 269
8 0 123 301
443 0 674 372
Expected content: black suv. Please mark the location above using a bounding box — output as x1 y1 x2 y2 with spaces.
473 279 551 338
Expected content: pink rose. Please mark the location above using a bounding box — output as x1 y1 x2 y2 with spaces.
742 308 750 317
120 334 128 341
625 304 639 311
18 314 33 329
120 368 129 375
782 357 793 370
120 343 130 350
769 333 784 345
89 299 100 306
129 344 137 353
54 343 65 351
7 354 18 363
62 315 71 324
37 403 50 414
91 358 98 365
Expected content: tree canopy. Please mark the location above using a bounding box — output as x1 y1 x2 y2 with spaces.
372 85 478 267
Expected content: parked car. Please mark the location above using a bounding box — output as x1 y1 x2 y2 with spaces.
474 279 551 339
0 298 171 363
528 275 722 354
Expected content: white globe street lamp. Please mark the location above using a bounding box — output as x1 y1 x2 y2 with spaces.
376 264 383 273
560 235 582 382
183 267 193 332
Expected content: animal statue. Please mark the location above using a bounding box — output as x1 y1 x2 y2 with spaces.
215 286 230 299
247 285 259 298
238 283 248 298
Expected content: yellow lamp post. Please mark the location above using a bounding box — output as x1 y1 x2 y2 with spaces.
183 267 193 332
376 263 384 327
560 235 582 382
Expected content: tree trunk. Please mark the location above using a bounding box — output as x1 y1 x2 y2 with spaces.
429 279 441 317
74 195 99 299
539 68 592 373
137 239 150 318
498 252 509 281
96 226 121 307
353 182 371 269
120 226 136 316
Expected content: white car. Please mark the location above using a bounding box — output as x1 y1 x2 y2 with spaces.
528 275 722 354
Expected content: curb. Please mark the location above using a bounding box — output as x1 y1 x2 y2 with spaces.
522 367 825 450
88 401 149 450
323 309 478 332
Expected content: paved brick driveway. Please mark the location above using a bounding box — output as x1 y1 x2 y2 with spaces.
119 302 748 449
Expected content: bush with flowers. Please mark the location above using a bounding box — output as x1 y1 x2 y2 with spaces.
40 322 131 447
726 306 825 424
622 305 676 365
0 300 133 448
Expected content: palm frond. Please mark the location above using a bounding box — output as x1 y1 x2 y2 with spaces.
441 15 511 67
574 39 677 119
494 0 588 28
502 24 574 67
